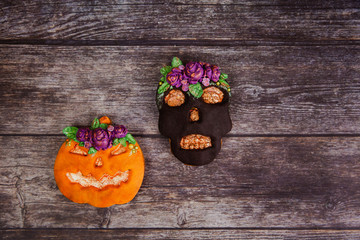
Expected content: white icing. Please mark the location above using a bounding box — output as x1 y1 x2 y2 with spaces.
66 170 129 189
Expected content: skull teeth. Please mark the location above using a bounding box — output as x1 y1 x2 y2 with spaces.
180 134 212 150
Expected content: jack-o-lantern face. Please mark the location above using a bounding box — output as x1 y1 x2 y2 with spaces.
54 117 144 208
157 57 232 166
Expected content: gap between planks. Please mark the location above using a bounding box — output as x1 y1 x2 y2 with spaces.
0 39 359 47
2 227 360 231
0 134 360 138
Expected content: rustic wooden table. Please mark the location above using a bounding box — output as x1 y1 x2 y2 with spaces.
1 1 360 239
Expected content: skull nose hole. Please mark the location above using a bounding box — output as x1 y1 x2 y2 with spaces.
189 107 200 122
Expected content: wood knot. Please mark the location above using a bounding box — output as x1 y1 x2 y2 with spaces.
239 85 264 102
325 197 340 211
177 210 187 227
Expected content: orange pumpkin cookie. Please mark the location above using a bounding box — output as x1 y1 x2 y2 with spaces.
54 116 144 208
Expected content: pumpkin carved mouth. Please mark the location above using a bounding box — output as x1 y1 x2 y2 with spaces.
66 170 130 189
180 134 212 150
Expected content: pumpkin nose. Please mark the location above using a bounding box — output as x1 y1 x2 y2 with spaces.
95 157 103 167
189 107 200 122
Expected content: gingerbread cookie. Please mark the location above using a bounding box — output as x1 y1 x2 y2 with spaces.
54 116 144 207
156 57 232 166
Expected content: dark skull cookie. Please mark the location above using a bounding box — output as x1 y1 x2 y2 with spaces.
156 57 232 166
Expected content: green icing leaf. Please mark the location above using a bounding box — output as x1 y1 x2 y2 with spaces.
125 133 136 145
88 147 97 154
220 73 228 80
119 137 127 147
100 123 108 129
63 127 78 141
158 81 170 94
171 57 183 68
90 118 100 130
160 76 166 82
160 66 173 76
219 79 230 88
79 142 85 147
113 138 120 146
189 83 204 98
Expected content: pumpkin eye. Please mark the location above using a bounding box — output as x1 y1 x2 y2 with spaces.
201 86 224 104
165 89 185 107
111 144 126 156
69 144 88 156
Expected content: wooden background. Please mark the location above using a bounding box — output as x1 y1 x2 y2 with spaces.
1 0 360 239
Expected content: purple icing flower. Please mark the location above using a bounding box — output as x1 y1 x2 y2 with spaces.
113 125 128 139
181 79 189 92
76 128 92 142
211 65 220 82
202 77 210 87
204 66 212 80
84 141 92 149
106 125 115 139
107 125 114 132
92 128 111 150
161 59 224 94
185 62 204 84
166 67 183 88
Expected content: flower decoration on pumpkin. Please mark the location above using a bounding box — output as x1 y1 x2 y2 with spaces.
92 128 111 151
157 57 230 109
62 117 137 155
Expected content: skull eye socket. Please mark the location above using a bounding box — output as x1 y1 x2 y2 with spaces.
165 89 185 107
201 86 224 104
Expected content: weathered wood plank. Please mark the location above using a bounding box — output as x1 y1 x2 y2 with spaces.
0 0 359 41
1 136 359 228
1 45 359 135
0 186 23 228
2 229 360 240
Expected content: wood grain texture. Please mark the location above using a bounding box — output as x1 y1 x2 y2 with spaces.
1 45 359 135
0 1 359 41
1 0 359 237
2 229 360 240
1 136 359 228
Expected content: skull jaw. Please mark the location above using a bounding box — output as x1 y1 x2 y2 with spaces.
169 137 222 166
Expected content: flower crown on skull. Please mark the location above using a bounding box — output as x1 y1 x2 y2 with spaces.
156 57 231 109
